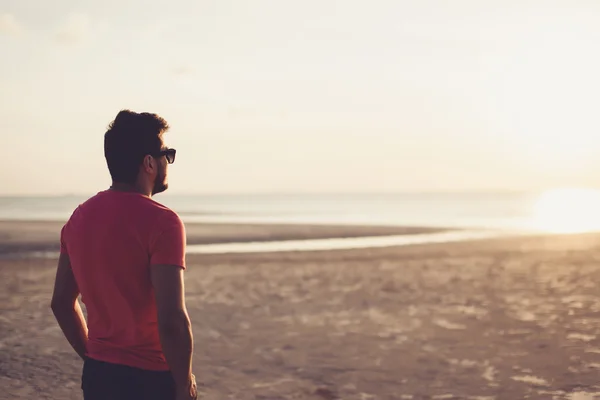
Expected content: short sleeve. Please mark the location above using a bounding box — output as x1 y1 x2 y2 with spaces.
60 224 68 255
149 212 186 269
60 206 80 256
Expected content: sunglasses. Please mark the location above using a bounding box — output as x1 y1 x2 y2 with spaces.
153 148 176 164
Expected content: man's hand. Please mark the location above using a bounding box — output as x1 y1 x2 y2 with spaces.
176 373 197 400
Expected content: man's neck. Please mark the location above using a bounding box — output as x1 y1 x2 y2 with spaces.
109 182 151 197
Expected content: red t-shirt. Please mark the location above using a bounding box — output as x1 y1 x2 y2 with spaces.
60 190 186 371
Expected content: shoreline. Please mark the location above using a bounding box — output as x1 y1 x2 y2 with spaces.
0 220 450 256
186 229 512 255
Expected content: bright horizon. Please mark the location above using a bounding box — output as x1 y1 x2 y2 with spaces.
2 0 600 196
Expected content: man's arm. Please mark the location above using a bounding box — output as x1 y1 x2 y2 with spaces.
50 252 88 360
150 264 196 398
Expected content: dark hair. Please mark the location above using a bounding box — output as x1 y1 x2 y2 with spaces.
104 110 169 184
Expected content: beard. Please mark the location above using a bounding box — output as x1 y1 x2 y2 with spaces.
152 169 168 196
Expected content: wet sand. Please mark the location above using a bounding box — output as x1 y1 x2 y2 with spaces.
0 220 444 255
2 223 600 399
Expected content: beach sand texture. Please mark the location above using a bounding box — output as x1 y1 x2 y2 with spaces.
2 222 600 399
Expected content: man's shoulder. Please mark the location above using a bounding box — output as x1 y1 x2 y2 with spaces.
61 193 99 233
145 199 184 230
145 197 179 217
76 190 110 209
67 191 108 219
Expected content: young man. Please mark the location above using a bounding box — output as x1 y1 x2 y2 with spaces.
51 110 197 400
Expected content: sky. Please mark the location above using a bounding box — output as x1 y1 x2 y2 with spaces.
1 0 599 195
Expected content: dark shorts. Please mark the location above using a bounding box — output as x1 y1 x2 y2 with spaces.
82 357 176 400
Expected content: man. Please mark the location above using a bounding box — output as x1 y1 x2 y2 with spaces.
50 110 197 400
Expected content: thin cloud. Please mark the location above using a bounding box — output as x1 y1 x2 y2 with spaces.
227 107 288 121
0 13 23 36
171 65 195 76
55 13 90 44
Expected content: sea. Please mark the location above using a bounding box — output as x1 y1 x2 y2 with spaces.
0 192 542 229
1 192 596 254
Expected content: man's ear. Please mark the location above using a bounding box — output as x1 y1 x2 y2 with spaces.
142 155 155 173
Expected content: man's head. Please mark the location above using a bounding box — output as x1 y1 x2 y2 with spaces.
104 110 176 196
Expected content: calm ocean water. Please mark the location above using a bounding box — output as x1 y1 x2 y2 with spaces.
0 192 545 231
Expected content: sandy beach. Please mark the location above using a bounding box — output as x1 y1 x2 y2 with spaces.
2 222 600 399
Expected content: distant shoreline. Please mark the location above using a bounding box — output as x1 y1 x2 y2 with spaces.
0 220 450 257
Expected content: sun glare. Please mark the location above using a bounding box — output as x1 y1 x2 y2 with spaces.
533 188 600 233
